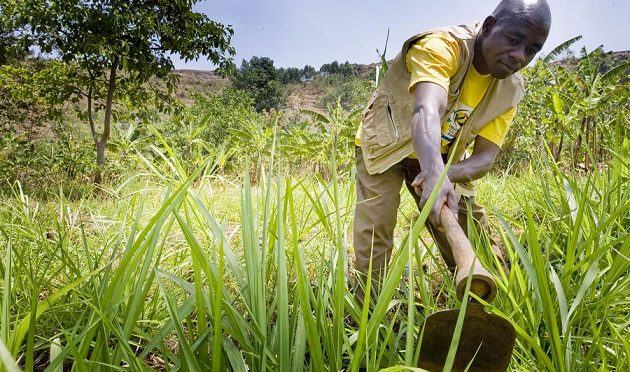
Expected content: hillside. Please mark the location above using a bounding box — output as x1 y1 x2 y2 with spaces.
172 62 380 110
172 69 232 102
173 50 629 110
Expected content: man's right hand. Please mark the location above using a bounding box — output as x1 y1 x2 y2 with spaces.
411 167 458 227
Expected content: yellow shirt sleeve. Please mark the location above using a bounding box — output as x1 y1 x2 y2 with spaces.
477 107 517 148
405 33 460 93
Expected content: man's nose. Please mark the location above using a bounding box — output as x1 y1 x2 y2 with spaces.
509 45 526 65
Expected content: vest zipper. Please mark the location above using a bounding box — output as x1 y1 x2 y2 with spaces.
387 104 399 141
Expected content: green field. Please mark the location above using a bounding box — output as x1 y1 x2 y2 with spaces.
1 9 629 370
1 131 628 371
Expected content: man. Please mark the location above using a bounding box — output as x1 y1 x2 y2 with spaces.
353 0 551 301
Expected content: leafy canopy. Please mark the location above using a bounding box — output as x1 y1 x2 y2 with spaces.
232 56 285 112
2 0 235 81
1 0 236 182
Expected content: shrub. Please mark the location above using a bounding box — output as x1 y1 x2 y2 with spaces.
162 88 260 172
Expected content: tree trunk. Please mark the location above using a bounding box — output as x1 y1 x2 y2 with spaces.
592 117 598 166
573 118 587 169
94 55 119 184
584 118 592 170
599 125 606 160
555 132 564 163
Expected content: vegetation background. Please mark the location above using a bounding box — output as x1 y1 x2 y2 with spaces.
0 1 628 371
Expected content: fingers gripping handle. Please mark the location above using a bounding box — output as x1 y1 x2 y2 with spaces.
440 207 497 303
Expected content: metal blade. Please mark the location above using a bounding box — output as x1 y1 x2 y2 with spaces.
418 304 516 372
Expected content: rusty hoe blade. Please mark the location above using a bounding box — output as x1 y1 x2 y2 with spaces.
418 304 516 372
416 208 515 371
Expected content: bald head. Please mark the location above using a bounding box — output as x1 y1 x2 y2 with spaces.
473 0 551 78
492 0 552 32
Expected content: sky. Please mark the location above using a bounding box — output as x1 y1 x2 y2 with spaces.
173 0 629 71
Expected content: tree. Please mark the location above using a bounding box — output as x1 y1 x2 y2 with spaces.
320 60 340 75
302 64 317 81
338 61 356 77
1 0 235 183
319 60 355 78
0 24 28 65
232 56 285 112
278 66 302 84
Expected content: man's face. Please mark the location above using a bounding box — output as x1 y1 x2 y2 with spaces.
480 16 549 78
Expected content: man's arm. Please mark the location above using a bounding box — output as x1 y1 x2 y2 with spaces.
410 82 459 226
447 136 500 183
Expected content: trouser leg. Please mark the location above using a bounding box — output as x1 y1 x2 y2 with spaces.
353 147 405 301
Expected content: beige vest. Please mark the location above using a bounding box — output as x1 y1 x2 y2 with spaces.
359 22 525 176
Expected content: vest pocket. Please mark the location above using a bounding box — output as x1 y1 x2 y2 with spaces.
361 94 400 157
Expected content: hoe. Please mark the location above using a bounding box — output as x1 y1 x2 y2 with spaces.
417 207 516 372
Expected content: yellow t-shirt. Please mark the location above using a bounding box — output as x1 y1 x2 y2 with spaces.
356 32 516 156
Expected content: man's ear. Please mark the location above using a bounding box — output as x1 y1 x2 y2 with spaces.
481 15 497 35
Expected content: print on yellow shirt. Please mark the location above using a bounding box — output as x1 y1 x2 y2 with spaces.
442 104 473 148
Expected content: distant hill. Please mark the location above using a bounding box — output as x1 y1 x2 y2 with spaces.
172 51 630 109
172 69 232 102
172 62 379 110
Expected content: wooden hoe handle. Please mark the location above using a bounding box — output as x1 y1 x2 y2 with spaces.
440 207 497 303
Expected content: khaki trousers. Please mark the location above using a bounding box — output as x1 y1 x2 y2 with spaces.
353 147 504 292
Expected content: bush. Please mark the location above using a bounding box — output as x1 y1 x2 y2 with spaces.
319 77 372 110
161 88 260 172
0 120 97 197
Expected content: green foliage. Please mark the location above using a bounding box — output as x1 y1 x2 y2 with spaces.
0 23 28 65
162 88 260 172
491 149 630 371
0 61 78 191
376 29 391 87
0 60 78 128
276 65 319 84
270 61 357 88
277 66 302 84
0 64 51 132
0 125 96 197
232 56 286 112
320 60 356 77
542 35 583 63
279 103 359 172
302 64 317 80
499 43 629 170
0 59 149 193
1 0 235 182
2 0 235 79
0 132 627 370
319 77 373 110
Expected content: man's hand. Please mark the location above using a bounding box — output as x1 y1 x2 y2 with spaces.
411 168 458 227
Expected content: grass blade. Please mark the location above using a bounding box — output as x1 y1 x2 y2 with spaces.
0 338 20 372
156 274 202 371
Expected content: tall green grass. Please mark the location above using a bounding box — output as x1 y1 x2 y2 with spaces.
0 133 627 371
492 147 630 371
